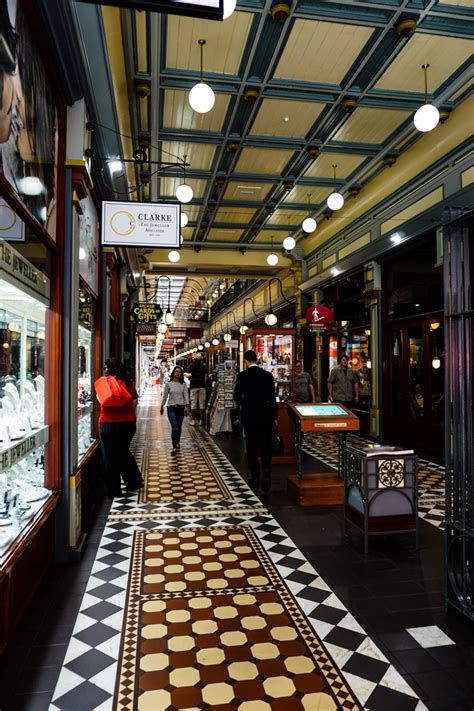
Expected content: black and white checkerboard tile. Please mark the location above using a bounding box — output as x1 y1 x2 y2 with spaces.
51 511 426 710
302 432 446 531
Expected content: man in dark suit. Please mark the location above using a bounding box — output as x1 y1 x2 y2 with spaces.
234 350 277 492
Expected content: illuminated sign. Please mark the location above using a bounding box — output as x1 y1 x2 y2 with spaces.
78 0 224 20
102 201 180 248
131 302 163 324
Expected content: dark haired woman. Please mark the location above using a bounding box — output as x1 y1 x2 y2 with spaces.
98 357 143 497
160 366 189 454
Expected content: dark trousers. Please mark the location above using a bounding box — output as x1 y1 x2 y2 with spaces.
100 422 143 495
243 423 273 478
167 405 185 447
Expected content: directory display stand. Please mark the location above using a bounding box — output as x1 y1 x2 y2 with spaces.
286 403 360 506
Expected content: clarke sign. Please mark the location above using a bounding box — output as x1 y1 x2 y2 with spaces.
305 305 334 328
101 201 180 248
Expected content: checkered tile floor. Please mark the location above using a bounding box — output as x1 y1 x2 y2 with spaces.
302 432 446 530
51 388 426 710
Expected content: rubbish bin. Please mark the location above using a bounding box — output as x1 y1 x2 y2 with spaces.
343 443 418 554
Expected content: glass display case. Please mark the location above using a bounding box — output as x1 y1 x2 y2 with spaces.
247 328 295 402
77 287 95 461
0 277 51 556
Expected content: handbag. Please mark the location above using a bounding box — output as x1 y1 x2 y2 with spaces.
95 376 132 407
272 426 284 456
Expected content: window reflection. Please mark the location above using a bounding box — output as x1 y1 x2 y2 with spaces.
409 326 423 419
430 322 444 424
391 329 402 416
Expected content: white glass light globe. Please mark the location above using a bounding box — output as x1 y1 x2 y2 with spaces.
19 176 44 196
212 338 219 346
432 357 441 369
302 217 317 234
223 0 237 19
282 236 296 251
176 183 193 203
414 103 440 132
180 212 188 228
239 324 248 335
223 332 231 342
168 250 180 263
165 311 174 326
265 313 278 326
198 344 204 350
189 81 215 114
267 253 279 266
327 191 344 211
193 347 198 352
158 323 167 334
205 341 211 348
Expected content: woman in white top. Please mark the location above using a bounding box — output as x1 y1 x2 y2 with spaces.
160 366 189 453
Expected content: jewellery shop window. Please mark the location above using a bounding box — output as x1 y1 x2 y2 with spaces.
0 267 51 557
77 287 95 462
345 330 372 410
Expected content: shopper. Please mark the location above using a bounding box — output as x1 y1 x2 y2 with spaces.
97 358 143 497
294 359 316 403
160 365 189 453
328 354 359 408
188 353 208 425
234 350 277 492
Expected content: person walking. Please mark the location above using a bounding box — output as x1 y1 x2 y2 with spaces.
188 353 208 425
328 354 359 408
294 359 316 403
97 358 143 497
234 350 277 492
160 365 189 453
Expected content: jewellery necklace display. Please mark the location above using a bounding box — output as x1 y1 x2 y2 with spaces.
77 321 95 460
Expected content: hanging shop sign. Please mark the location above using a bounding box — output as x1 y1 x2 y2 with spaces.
0 199 25 242
306 304 333 331
0 240 49 301
102 201 180 248
131 302 163 324
78 0 225 20
136 323 157 335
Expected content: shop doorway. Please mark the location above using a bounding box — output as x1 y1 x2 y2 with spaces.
383 317 444 459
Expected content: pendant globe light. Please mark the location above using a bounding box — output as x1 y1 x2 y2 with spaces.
327 165 344 211
223 0 237 19
176 154 193 203
283 236 296 251
189 40 215 114
302 193 317 234
180 212 188 228
158 322 167 334
264 282 278 326
168 250 180 263
267 238 279 266
414 64 440 133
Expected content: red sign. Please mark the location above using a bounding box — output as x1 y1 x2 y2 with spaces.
305 305 334 325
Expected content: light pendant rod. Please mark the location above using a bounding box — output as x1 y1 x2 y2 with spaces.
423 63 429 103
199 39 205 83
333 164 337 190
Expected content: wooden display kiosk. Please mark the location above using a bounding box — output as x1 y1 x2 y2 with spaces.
287 403 360 506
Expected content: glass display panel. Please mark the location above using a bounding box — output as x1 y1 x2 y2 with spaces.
255 333 293 401
295 404 348 417
77 288 95 461
391 329 402 417
0 277 50 557
346 332 371 409
409 325 423 420
429 321 444 424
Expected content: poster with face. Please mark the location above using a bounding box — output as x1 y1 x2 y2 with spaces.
0 0 58 241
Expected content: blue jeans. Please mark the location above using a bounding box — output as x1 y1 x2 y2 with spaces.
167 405 185 447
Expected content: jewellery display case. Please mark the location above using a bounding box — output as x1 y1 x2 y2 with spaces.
0 269 52 560
77 288 95 462
245 328 296 462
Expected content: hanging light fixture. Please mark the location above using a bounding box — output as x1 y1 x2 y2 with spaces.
180 213 188 228
432 356 441 369
223 0 237 19
240 299 249 334
223 314 232 342
267 236 279 266
158 322 167 334
189 40 215 114
264 282 278 326
176 153 193 203
302 193 317 234
205 341 211 348
414 64 440 133
283 236 296 251
327 165 344 211
212 336 219 346
168 250 180 263
198 344 204 350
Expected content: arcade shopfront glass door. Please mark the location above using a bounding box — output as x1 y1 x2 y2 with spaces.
384 318 444 459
